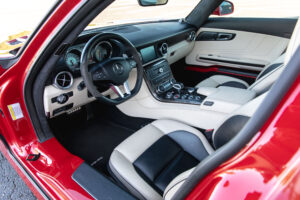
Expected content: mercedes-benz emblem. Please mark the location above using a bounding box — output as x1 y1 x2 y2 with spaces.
112 63 124 75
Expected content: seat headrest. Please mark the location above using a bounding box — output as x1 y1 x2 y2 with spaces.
285 18 300 65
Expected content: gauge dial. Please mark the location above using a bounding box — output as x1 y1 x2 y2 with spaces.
65 51 80 69
94 41 112 62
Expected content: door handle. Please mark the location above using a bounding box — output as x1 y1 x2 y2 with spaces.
216 33 235 41
196 32 236 41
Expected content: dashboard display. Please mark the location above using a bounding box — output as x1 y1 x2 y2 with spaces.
140 46 157 63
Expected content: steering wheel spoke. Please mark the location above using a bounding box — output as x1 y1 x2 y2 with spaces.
110 84 125 98
126 58 137 69
123 80 131 95
110 80 131 99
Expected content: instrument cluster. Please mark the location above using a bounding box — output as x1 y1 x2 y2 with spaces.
64 41 114 72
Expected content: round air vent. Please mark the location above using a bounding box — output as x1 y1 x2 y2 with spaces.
53 71 73 89
159 43 168 56
187 31 196 41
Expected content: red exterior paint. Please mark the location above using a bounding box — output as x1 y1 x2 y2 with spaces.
0 0 299 199
0 139 45 200
0 0 93 199
186 76 300 200
0 65 5 76
186 66 257 79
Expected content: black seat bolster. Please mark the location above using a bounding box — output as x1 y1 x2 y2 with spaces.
256 63 283 80
213 115 250 149
218 81 248 89
133 131 209 195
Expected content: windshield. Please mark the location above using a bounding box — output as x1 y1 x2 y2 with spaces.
87 0 200 29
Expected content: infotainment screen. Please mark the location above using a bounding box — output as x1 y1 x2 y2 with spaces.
140 46 157 63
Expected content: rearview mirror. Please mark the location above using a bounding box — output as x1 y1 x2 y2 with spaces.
212 1 234 16
138 0 168 6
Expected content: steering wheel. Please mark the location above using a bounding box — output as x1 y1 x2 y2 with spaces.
80 33 143 105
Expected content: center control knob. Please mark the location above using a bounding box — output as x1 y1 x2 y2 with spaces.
157 85 166 94
158 67 164 73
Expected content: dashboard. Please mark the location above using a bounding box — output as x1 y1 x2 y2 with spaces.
44 20 196 118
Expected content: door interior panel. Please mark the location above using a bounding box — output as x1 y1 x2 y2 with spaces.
186 27 289 72
202 18 298 39
178 18 297 86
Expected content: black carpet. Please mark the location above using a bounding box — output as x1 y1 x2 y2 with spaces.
49 103 153 176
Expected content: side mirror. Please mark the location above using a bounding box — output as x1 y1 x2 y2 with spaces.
212 1 234 16
138 0 168 6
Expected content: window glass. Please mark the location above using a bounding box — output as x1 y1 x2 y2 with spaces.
217 0 300 18
87 0 200 29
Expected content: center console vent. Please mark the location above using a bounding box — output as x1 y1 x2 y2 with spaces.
159 43 168 56
187 31 196 41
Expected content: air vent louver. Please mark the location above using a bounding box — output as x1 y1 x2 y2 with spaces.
54 71 73 89
159 43 168 56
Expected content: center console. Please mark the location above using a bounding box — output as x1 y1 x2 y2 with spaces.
144 59 206 105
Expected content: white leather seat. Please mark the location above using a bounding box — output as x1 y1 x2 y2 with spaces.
109 94 266 200
195 54 285 93
109 119 214 200
195 18 300 93
195 74 249 89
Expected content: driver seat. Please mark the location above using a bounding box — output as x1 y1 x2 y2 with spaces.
109 94 265 200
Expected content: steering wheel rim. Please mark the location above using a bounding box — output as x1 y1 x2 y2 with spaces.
80 32 143 105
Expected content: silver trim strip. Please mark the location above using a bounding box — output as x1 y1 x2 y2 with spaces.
123 80 131 95
110 85 124 98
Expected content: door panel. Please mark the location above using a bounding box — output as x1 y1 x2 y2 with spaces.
202 18 297 39
185 18 297 76
186 27 289 72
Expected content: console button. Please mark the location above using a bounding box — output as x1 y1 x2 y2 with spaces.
77 81 86 91
165 92 173 99
204 101 214 106
173 94 180 100
187 88 195 94
181 94 188 100
188 95 194 100
195 96 201 101
170 78 176 85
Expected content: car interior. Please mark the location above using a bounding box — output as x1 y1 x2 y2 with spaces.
28 0 300 199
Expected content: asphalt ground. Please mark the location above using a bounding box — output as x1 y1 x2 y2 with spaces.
0 152 36 200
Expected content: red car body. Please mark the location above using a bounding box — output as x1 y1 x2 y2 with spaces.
0 0 300 199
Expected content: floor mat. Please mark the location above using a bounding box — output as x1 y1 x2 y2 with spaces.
50 104 153 176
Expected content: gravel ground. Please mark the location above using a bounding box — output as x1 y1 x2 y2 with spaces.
0 152 36 200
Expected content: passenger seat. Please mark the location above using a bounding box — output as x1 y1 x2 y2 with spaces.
195 18 300 95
